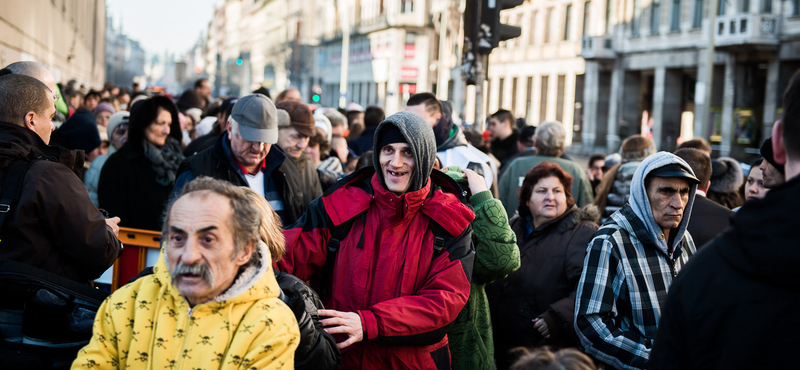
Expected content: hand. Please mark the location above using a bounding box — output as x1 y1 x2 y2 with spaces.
461 168 488 195
319 309 364 350
105 217 121 237
533 318 550 339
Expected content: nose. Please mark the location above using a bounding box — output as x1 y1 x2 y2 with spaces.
669 193 684 210
251 141 265 151
180 237 203 266
389 152 404 168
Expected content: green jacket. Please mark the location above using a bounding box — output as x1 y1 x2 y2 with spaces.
449 190 520 370
498 155 594 219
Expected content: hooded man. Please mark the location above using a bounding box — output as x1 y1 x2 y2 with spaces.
279 112 476 369
574 152 699 370
649 71 800 370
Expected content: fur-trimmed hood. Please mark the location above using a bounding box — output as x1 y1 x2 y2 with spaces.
571 204 601 226
709 157 743 193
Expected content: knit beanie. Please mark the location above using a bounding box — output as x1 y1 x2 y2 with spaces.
56 109 102 153
760 138 785 174
93 102 116 116
620 135 657 162
372 111 436 193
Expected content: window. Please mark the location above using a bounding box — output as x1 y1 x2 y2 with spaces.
401 0 414 13
556 75 565 122
530 11 537 45
540 76 549 123
650 0 661 35
605 0 613 34
794 0 800 15
632 0 642 36
762 0 772 13
564 5 572 40
583 1 591 36
545 8 553 43
499 78 505 108
692 0 703 28
671 0 681 31
512 77 518 113
740 0 750 12
718 0 725 16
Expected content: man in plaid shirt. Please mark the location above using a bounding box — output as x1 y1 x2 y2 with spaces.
574 152 699 370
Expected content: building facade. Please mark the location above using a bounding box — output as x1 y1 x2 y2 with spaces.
581 0 800 159
0 0 106 87
105 16 146 89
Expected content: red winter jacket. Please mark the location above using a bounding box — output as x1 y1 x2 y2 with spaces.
279 168 476 369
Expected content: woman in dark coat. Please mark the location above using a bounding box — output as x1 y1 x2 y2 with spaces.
98 96 184 231
487 161 599 370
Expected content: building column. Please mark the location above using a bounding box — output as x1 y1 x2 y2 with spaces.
694 48 712 140
606 60 623 152
583 61 600 150
652 66 666 151
762 58 780 142
564 73 577 146
546 72 558 121
720 54 736 157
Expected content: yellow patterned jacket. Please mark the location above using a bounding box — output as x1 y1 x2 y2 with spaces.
72 242 300 370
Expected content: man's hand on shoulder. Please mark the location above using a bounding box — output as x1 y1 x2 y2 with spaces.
319 309 363 350
105 216 121 237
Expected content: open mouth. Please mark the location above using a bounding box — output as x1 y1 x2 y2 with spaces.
388 170 407 178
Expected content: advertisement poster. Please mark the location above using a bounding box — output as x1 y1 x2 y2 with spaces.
734 108 755 145
708 107 723 142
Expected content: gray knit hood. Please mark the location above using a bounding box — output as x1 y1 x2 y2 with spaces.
629 151 698 255
372 111 437 193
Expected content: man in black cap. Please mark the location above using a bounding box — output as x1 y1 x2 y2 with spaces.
278 111 475 369
575 152 699 370
174 94 319 226
758 137 786 188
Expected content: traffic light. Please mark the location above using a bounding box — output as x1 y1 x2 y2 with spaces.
236 58 243 66
310 85 322 104
479 0 524 53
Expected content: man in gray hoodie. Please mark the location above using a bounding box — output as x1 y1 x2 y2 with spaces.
573 152 699 370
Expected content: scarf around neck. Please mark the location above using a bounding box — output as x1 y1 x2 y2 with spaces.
142 136 185 186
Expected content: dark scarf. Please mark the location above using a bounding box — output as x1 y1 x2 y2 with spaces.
143 136 184 186
433 113 454 148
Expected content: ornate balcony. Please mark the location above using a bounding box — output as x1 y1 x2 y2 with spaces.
715 14 779 49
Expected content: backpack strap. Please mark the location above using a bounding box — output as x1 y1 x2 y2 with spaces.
320 209 367 300
0 160 36 229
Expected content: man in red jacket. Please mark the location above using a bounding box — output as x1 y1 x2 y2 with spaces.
279 111 476 369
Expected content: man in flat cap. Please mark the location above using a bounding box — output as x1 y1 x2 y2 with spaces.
174 94 319 225
574 152 699 370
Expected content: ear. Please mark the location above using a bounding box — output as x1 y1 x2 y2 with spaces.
772 120 787 165
24 111 37 132
703 180 711 193
434 112 442 122
226 120 234 135
235 241 257 267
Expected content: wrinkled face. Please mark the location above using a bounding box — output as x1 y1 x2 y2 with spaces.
111 123 128 150
647 176 691 233
527 176 568 226
305 143 321 165
488 117 506 140
379 142 415 194
588 159 605 181
228 123 271 169
745 165 769 200
95 111 112 127
145 107 172 147
196 81 212 100
277 127 309 159
404 105 440 127
166 191 252 306
758 159 784 189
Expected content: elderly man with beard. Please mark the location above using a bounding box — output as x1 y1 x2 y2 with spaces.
73 177 300 369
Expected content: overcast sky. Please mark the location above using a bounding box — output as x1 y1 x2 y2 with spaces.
106 0 220 58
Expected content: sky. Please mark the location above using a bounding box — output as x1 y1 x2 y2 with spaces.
106 0 220 58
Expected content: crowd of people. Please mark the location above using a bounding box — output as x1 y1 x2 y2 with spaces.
0 59 798 370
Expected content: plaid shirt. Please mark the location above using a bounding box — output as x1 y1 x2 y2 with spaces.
574 204 695 370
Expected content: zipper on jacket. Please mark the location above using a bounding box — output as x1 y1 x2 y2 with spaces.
175 307 194 370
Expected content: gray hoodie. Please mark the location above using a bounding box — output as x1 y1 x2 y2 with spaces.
628 151 698 256
372 111 437 193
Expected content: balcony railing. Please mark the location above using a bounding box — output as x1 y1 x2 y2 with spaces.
715 14 779 48
580 35 615 59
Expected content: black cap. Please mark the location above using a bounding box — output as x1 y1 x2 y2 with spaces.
377 124 407 150
760 138 785 174
649 163 700 184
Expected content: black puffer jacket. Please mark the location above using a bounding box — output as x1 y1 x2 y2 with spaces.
486 205 599 370
274 271 341 370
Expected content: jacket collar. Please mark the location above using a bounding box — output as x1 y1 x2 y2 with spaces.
215 132 286 179
371 173 430 224
436 124 469 152
0 121 84 175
